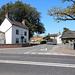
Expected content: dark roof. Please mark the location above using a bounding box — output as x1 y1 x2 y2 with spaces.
7 18 28 29
50 34 58 37
61 30 75 39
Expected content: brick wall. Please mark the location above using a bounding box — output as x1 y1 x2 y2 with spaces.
0 43 31 48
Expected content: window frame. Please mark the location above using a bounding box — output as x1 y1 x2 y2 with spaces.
16 38 19 44
24 31 27 36
16 29 19 35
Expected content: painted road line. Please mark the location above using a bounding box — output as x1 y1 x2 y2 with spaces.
40 48 47 51
0 60 75 68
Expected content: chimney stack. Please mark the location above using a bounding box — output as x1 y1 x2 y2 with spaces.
22 19 25 25
5 12 8 18
58 30 61 35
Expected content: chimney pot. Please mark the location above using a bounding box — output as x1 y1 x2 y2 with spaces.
22 19 25 25
5 12 8 18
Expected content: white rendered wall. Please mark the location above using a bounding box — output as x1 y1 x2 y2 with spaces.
57 35 62 44
0 18 12 32
5 27 12 44
0 18 12 44
12 25 29 44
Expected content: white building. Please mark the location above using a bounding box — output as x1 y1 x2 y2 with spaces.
0 15 29 44
0 31 5 44
57 34 62 44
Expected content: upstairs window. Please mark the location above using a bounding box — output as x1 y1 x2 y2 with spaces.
16 30 19 35
24 31 27 36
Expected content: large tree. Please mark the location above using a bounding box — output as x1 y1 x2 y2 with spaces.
47 0 75 22
0 1 45 39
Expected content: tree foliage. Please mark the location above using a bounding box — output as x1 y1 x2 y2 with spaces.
62 27 69 34
47 0 75 22
0 1 45 39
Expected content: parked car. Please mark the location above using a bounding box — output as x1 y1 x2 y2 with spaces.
47 39 57 45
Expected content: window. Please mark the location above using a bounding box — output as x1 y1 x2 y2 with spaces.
16 30 19 35
24 31 27 36
16 38 19 43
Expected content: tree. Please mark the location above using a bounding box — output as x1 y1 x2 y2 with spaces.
47 0 75 22
0 1 45 39
62 27 69 34
43 33 50 40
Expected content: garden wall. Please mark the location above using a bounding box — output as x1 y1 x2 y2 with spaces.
0 43 31 48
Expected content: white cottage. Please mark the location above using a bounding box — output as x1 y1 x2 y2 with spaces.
57 34 62 44
0 16 29 44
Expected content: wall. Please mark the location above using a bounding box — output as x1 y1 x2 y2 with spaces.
12 25 29 44
57 35 62 44
50 37 57 39
0 43 30 48
0 18 12 44
0 33 5 44
61 44 75 50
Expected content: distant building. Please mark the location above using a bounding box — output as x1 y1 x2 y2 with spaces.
57 35 62 44
50 34 58 39
37 38 43 41
47 31 62 44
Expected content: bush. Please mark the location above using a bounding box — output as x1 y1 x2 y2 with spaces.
40 41 46 44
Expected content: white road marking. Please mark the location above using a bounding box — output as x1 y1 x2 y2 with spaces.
40 48 47 51
30 52 37 54
0 60 75 68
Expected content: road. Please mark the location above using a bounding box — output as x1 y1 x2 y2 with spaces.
0 44 75 75
0 44 55 54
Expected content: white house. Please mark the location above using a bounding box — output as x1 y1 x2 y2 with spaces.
0 14 29 44
57 34 62 44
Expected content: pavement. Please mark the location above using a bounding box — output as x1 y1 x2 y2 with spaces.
49 45 75 56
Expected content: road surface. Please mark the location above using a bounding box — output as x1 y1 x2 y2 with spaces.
0 44 75 75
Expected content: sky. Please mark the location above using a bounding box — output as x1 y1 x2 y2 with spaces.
0 0 75 36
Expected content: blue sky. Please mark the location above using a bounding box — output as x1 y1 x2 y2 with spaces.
0 0 75 36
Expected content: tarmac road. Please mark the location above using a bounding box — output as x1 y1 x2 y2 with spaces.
0 44 75 75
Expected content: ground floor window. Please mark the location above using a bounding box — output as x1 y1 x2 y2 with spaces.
16 38 19 43
24 39 27 43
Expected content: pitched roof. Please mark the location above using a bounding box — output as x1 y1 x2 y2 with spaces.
50 34 58 37
61 30 75 39
7 18 28 29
